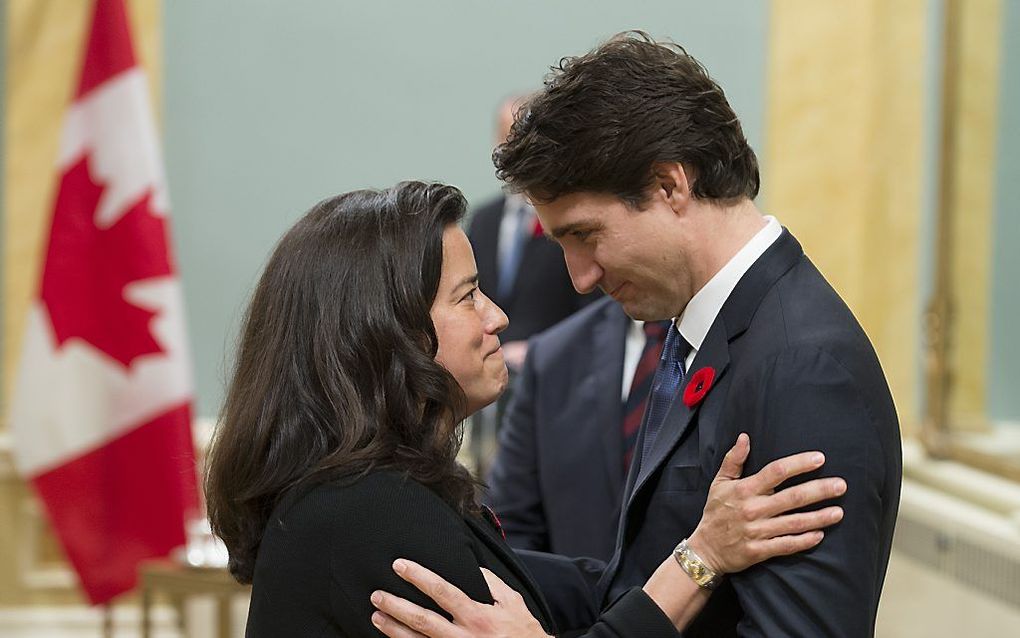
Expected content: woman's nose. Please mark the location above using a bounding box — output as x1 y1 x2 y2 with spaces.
481 291 509 334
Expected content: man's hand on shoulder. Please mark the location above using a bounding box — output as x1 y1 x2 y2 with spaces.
370 559 551 638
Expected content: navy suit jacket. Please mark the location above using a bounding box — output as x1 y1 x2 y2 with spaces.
487 297 631 562
468 195 592 342
521 230 902 637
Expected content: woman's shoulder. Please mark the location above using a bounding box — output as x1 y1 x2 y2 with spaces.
275 469 461 532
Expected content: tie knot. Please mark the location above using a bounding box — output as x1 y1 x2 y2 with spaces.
661 325 693 365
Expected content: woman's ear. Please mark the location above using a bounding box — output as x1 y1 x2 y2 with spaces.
651 162 694 215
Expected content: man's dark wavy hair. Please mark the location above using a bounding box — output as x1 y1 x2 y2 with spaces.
494 31 760 207
205 181 480 584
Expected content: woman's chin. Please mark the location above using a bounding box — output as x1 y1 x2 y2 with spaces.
465 379 509 417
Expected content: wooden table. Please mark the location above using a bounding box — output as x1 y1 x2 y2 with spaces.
139 561 250 638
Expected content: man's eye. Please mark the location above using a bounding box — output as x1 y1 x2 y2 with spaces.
462 288 477 303
572 230 592 241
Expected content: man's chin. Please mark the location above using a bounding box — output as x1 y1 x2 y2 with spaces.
619 299 674 322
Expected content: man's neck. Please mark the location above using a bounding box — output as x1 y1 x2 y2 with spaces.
687 199 767 296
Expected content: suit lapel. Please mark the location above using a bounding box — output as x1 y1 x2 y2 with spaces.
464 515 555 625
605 229 807 592
591 304 629 501
473 199 503 298
627 326 731 508
624 229 805 507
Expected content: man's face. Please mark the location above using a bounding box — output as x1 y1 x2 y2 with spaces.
535 191 694 321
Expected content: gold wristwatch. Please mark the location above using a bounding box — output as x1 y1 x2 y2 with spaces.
673 538 723 590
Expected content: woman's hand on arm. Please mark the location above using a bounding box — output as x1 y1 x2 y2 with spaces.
369 434 846 637
643 433 846 630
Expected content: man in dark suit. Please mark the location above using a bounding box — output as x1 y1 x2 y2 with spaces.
467 97 595 476
468 97 591 372
374 33 901 637
486 297 667 562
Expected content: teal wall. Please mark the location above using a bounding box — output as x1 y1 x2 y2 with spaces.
162 0 770 417
988 0 1020 422
1 0 6 396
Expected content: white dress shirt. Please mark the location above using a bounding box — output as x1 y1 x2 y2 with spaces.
674 216 783 369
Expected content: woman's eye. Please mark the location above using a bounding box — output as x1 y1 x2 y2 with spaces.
462 288 477 303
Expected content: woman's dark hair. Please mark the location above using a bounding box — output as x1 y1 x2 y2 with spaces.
205 181 479 584
494 31 760 207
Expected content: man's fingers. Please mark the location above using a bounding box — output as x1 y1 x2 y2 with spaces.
753 506 844 538
370 592 461 638
759 477 847 517
371 611 430 638
747 451 827 493
480 568 515 602
715 433 751 480
391 559 474 616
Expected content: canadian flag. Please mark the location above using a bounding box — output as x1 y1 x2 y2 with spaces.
8 0 198 605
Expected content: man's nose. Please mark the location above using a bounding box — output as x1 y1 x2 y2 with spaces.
564 250 603 295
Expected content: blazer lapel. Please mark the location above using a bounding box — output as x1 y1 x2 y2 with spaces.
627 318 732 511
464 515 555 625
592 304 629 501
606 229 806 590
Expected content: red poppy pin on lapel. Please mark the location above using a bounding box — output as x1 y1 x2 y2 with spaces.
483 505 506 540
683 367 716 408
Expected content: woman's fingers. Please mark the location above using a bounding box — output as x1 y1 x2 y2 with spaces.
758 477 847 518
750 530 826 561
753 506 844 538
714 432 751 480
747 451 827 493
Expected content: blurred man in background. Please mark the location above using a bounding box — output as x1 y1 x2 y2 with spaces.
468 95 594 373
466 95 596 474
487 296 667 562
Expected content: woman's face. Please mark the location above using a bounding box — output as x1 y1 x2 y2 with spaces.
431 225 509 416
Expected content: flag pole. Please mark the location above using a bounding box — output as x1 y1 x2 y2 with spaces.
102 603 113 638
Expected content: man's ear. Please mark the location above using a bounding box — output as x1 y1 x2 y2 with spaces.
652 162 694 215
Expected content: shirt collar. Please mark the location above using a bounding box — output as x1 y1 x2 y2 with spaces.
675 216 783 350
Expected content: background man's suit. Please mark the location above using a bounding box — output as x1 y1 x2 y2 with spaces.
522 230 902 637
468 195 590 342
487 297 632 562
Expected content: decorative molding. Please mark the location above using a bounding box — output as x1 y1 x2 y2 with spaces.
0 604 178 638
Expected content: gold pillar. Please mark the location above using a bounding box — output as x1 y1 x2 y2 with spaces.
765 0 928 434
943 0 1002 431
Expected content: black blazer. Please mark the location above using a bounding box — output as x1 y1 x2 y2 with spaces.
487 297 631 561
522 230 902 637
245 470 681 638
468 195 592 342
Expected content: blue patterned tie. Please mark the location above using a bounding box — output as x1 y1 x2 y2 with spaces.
639 326 692 467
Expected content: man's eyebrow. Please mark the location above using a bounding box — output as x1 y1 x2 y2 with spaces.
549 220 597 239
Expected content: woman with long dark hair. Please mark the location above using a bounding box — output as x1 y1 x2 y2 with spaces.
206 181 844 637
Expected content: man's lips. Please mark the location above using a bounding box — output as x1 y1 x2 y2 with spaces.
485 344 503 358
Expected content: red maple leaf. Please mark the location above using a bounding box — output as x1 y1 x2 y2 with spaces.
40 154 174 369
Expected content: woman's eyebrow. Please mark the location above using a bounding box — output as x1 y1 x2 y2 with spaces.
452 274 479 293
